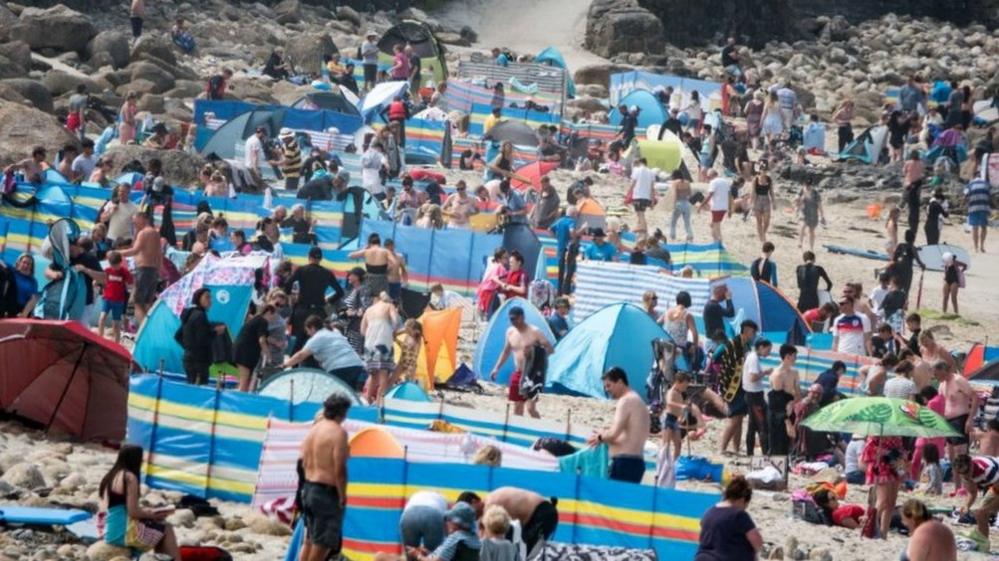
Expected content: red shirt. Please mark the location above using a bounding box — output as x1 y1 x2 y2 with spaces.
503 269 527 299
103 265 133 302
803 308 822 324
832 504 865 527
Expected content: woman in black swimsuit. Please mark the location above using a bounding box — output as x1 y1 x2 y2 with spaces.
750 171 775 242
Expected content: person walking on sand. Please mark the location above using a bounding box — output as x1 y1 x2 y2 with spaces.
118 212 161 329
361 292 399 407
717 320 758 456
699 170 732 242
742 339 773 457
796 180 825 250
589 367 651 484
903 153 925 235
489 306 555 418
300 394 351 561
629 157 656 236
941 252 966 315
964 177 991 253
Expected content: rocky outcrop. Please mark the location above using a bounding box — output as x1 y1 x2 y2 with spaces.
41 70 101 96
585 0 664 58
103 145 208 187
284 32 339 76
10 5 97 53
86 31 130 69
573 63 634 88
0 101 76 163
0 79 55 112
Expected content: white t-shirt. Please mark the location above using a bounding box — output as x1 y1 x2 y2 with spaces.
708 178 732 212
832 313 871 356
403 491 447 514
71 154 97 181
244 134 265 170
870 286 889 311
742 351 766 393
630 165 656 201
361 149 385 195
107 201 138 241
844 438 865 473
303 328 363 372
883 376 917 400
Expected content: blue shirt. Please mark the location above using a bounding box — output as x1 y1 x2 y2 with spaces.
495 53 510 67
304 328 363 372
548 313 571 340
503 190 527 224
584 241 617 262
550 217 576 255
432 530 481 561
815 369 840 404
12 269 38 308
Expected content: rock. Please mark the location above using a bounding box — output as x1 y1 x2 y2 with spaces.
0 4 17 42
166 508 195 528
164 80 203 98
103 145 207 186
459 25 477 44
274 0 301 25
85 542 131 561
0 55 22 79
585 0 663 58
11 6 96 53
573 63 632 88
0 41 31 73
130 35 177 67
436 32 469 47
58 472 86 492
128 61 175 94
566 95 608 115
808 548 832 561
41 70 101 96
224 517 246 531
284 32 338 76
335 5 361 27
0 462 45 490
0 78 54 112
116 78 157 97
246 514 292 536
86 31 130 69
576 83 609 98
0 479 17 497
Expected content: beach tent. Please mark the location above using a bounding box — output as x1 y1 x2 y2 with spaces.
837 125 888 164
0 319 131 441
385 381 431 402
535 46 576 98
635 137 682 173
575 197 607 230
377 20 447 83
474 297 556 385
395 307 462 391
360 80 410 124
485 120 540 147
291 91 361 117
257 368 363 406
609 90 668 130
965 343 999 377
200 108 287 160
349 427 405 458
969 360 999 382
502 224 542 280
547 303 667 400
510 161 559 191
133 253 268 374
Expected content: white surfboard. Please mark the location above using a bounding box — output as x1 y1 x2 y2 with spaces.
917 244 971 272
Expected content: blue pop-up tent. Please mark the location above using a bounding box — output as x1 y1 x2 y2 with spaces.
608 90 668 130
547 303 667 400
473 297 555 385
535 46 576 98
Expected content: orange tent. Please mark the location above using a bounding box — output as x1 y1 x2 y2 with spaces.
395 308 462 391
349 427 405 458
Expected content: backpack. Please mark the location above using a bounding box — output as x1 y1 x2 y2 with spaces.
528 279 554 312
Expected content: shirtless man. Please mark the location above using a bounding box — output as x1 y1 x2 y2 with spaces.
936 360 980 494
118 211 162 328
859 355 898 397
588 366 651 484
484 487 557 553
972 420 999 457
299 394 351 561
917 331 956 388
383 239 408 302
489 306 555 418
4 146 48 184
768 343 802 452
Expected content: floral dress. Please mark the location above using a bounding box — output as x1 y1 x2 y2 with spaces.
862 436 906 485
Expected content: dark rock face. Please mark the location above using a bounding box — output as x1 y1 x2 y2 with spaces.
638 0 999 47
585 0 665 57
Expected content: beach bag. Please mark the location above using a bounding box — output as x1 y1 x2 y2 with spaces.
957 266 966 289
528 279 554 312
791 491 829 525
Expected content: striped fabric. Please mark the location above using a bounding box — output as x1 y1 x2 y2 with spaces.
757 346 877 395
204 117 355 152
467 103 561 137
609 71 722 111
252 418 560 508
456 61 567 101
338 457 716 561
571 262 715 323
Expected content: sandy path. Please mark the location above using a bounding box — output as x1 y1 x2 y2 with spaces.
432 0 607 70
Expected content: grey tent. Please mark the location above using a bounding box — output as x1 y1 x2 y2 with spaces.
200 108 287 161
486 121 540 148
257 367 363 406
292 92 361 117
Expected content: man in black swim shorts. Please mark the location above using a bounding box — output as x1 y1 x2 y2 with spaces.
299 394 351 561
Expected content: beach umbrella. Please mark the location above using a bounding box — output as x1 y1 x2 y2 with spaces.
510 161 559 190
802 397 958 438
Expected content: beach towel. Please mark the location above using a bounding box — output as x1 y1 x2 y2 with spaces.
558 443 610 478
654 446 676 489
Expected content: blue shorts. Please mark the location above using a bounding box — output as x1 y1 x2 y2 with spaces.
969 211 989 227
388 282 402 301
699 152 714 168
102 300 126 321
609 455 645 484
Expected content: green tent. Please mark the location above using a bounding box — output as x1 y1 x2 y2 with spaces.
377 20 447 86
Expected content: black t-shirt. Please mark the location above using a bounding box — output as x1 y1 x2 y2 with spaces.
70 252 103 305
620 113 637 139
703 299 735 340
284 263 343 308
881 288 907 321
297 176 334 201
409 55 421 80
235 314 270 357
721 45 738 67
695 506 756 561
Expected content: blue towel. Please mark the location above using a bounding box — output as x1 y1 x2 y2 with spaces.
558 443 610 478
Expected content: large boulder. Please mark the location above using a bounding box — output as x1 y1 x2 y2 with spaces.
11 5 96 53
128 61 176 94
86 30 130 69
0 101 75 165
0 463 46 490
130 34 177 67
85 542 132 561
585 0 663 58
0 41 31 72
274 0 301 24
335 5 362 27
0 4 17 42
42 70 101 96
103 145 208 186
573 63 633 88
285 32 338 76
0 55 23 79
0 78 54 112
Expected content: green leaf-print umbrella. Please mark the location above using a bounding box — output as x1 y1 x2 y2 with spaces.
802 397 960 438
